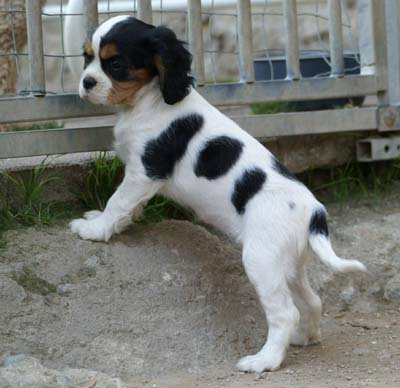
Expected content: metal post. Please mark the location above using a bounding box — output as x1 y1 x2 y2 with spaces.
237 0 255 83
138 0 153 24
385 0 400 105
370 0 388 103
188 0 205 85
83 0 99 39
25 0 45 96
283 0 300 80
328 0 344 77
357 0 375 75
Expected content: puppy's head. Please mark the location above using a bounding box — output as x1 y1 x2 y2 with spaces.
80 16 193 106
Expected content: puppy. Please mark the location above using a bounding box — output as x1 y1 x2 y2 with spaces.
70 16 366 373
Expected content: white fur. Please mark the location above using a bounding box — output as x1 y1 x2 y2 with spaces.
69 15 366 373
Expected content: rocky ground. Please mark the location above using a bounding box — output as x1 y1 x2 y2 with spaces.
0 186 400 388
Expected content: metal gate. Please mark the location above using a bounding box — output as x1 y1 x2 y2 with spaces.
0 0 399 161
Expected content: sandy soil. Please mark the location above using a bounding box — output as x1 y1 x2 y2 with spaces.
1 187 400 387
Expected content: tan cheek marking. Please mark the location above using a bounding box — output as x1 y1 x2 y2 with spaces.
107 68 153 105
84 40 94 57
100 42 119 60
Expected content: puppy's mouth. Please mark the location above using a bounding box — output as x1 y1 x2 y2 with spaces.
79 93 88 101
79 88 106 105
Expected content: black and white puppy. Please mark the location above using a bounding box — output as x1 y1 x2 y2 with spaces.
70 16 366 373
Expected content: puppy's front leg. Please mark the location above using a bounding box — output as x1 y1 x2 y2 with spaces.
70 172 161 242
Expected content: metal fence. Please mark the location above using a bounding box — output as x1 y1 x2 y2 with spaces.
0 0 399 160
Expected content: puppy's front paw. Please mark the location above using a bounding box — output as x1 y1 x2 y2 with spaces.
69 217 112 242
83 210 103 220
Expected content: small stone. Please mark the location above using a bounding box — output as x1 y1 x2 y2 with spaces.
57 283 73 295
3 354 29 367
384 275 400 303
339 287 355 305
352 347 369 356
346 376 352 381
84 255 98 268
255 371 267 380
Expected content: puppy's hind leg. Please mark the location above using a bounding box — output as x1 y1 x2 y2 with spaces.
236 241 300 373
289 250 322 346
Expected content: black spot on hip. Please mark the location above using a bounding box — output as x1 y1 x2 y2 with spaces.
142 113 204 179
272 156 298 182
309 208 329 237
231 167 267 215
194 136 244 179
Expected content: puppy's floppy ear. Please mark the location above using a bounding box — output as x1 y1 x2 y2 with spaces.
149 26 193 105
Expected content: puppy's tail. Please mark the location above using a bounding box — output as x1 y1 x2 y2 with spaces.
308 207 367 273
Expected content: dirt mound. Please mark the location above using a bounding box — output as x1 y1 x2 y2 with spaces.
1 190 400 387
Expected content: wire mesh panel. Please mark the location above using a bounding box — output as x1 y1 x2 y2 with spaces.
0 0 394 157
0 0 369 99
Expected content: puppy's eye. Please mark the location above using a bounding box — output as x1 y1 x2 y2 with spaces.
110 59 122 71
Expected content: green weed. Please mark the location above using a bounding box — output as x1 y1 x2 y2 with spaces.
251 102 291 115
306 159 400 201
139 195 195 224
77 153 195 223
10 121 63 132
1 157 60 226
76 152 124 211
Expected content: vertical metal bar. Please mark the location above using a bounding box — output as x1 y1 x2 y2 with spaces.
385 0 400 105
328 0 344 77
283 0 300 80
370 0 388 103
188 0 205 85
25 0 45 96
83 0 99 39
237 0 255 83
138 0 153 24
357 0 375 75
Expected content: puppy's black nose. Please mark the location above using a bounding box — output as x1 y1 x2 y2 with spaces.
83 76 97 90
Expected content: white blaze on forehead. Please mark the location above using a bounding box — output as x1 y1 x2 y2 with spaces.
91 15 131 56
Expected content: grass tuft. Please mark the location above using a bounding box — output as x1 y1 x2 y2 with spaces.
1 157 61 226
76 152 195 223
76 152 124 211
10 121 63 132
305 159 400 202
251 102 291 115
139 195 195 224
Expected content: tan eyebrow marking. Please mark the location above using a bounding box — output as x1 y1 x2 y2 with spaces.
100 42 119 60
84 40 94 57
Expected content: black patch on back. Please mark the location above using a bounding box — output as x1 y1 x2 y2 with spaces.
288 201 296 210
231 168 267 215
142 114 203 179
194 136 244 179
272 156 298 181
309 208 329 237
